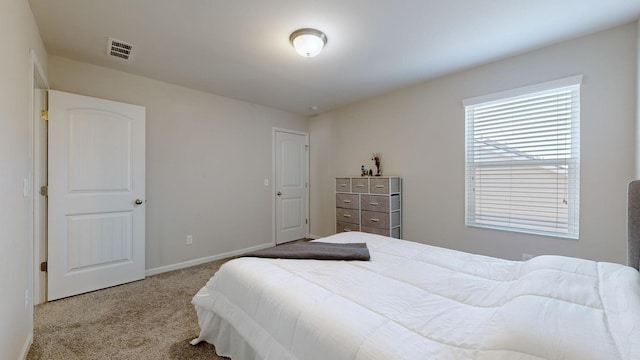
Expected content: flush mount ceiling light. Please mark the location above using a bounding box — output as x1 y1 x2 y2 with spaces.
289 28 327 57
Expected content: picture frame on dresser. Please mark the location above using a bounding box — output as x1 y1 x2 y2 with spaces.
335 176 402 238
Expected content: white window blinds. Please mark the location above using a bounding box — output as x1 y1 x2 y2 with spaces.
464 76 581 239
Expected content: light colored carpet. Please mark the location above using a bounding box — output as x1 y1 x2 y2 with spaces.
27 258 231 360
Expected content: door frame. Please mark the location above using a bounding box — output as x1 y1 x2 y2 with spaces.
30 49 49 306
272 128 309 245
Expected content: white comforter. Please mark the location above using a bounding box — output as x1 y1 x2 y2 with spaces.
192 232 640 359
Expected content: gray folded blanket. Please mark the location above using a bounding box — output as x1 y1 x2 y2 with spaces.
240 241 370 261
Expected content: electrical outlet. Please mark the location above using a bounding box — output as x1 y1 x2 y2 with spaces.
522 253 534 261
186 235 193 245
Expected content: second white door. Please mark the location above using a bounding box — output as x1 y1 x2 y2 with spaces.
274 129 308 244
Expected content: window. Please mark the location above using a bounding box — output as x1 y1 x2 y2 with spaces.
464 76 581 239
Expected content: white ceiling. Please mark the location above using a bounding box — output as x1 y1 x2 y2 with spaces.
29 0 640 116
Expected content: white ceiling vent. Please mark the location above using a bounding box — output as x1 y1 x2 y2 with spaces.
106 37 134 61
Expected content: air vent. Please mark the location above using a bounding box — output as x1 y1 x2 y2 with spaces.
107 37 134 61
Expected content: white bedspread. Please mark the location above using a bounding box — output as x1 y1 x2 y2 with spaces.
192 232 640 359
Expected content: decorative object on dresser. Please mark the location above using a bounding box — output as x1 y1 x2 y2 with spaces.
335 176 401 238
371 153 382 176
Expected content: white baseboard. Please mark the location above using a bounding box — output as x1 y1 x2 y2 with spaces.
145 242 275 276
21 333 33 360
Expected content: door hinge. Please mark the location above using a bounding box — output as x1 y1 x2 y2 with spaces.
41 110 48 121
305 219 308 224
40 185 48 197
40 261 48 272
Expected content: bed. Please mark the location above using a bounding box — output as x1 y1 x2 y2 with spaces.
191 182 640 360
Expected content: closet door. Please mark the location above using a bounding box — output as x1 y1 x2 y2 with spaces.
274 129 308 244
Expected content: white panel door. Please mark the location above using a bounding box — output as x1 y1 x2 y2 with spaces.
275 130 308 244
48 90 145 301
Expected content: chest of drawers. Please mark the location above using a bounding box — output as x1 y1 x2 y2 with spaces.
335 177 402 238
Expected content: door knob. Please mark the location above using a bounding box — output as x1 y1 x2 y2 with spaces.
134 199 143 205
277 192 282 196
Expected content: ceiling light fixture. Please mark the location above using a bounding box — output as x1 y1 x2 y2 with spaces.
289 28 327 57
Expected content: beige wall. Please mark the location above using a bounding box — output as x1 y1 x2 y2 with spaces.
310 22 637 264
0 0 48 358
48 56 308 272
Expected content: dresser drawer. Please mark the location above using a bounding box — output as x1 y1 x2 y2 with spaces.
337 221 360 233
361 195 389 212
369 178 388 194
351 178 369 193
361 210 389 229
390 194 400 211
361 210 400 229
361 225 390 237
370 177 401 194
335 178 350 192
336 193 359 209
360 225 400 238
336 208 359 224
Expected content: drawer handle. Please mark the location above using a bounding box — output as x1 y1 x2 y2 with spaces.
343 200 351 203
343 214 351 218
369 202 379 206
356 184 365 188
375 185 384 188
370 218 380 222
339 184 347 187
344 229 351 232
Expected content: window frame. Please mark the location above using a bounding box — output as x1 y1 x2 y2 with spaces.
463 75 582 239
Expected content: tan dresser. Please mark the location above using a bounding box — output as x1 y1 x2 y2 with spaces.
335 177 402 238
